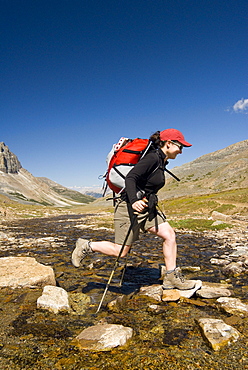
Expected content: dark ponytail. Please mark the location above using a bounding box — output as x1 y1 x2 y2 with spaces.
149 131 165 148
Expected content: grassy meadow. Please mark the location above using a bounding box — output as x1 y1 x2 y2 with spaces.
0 188 247 231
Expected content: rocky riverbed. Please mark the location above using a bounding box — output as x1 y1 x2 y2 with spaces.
0 213 247 369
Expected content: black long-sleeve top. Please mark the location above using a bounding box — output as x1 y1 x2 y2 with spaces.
125 148 166 204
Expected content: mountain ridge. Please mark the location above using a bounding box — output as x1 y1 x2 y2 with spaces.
159 139 248 200
0 143 94 206
0 140 247 207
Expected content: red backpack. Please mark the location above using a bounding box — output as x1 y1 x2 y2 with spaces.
104 137 152 194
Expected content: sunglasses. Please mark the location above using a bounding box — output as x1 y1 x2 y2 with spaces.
171 141 183 151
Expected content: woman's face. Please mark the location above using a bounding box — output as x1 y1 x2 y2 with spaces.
162 141 183 159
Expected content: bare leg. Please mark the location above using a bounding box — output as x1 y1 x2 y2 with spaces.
90 241 131 258
148 222 197 289
148 221 177 271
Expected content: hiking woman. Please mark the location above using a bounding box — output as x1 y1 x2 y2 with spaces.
71 128 196 290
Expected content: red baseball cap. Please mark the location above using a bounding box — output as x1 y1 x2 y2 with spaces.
160 129 192 147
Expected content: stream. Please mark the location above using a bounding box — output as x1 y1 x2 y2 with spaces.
0 214 247 369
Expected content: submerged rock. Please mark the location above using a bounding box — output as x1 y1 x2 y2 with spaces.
107 294 133 311
69 292 91 315
196 318 240 351
0 257 56 288
181 266 201 272
222 261 245 276
37 285 70 314
74 324 133 351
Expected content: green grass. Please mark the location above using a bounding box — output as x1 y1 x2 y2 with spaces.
51 187 95 204
169 218 232 231
159 188 248 216
9 192 53 206
1 188 247 230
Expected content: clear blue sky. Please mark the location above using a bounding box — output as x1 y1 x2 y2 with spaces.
1 0 247 188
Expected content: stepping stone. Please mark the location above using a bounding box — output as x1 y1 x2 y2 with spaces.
74 324 133 351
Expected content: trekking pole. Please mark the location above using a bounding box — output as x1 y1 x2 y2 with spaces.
119 248 131 286
96 214 136 313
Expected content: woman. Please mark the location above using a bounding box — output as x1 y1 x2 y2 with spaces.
72 128 196 290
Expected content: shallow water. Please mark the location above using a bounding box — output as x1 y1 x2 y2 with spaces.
0 215 247 370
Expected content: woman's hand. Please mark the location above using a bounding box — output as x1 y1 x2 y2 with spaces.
132 199 148 213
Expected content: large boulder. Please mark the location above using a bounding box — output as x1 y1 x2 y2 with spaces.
0 257 56 288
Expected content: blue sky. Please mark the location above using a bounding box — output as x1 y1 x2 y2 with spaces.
1 0 247 189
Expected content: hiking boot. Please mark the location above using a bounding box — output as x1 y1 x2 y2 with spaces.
71 238 93 267
162 267 196 290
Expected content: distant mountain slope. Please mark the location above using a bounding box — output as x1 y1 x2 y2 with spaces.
68 186 103 198
38 177 95 204
159 140 248 199
0 142 94 206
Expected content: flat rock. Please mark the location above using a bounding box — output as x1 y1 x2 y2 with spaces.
243 255 248 267
37 285 70 314
196 318 240 351
178 280 202 298
217 297 248 317
139 280 202 302
138 284 163 302
75 324 133 351
196 282 232 299
0 257 56 288
162 289 181 302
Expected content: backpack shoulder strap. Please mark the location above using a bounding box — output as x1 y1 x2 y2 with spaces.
155 151 181 181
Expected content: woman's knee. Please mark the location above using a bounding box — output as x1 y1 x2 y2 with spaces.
149 222 176 241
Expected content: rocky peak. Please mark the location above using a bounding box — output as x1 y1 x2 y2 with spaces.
0 142 22 173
